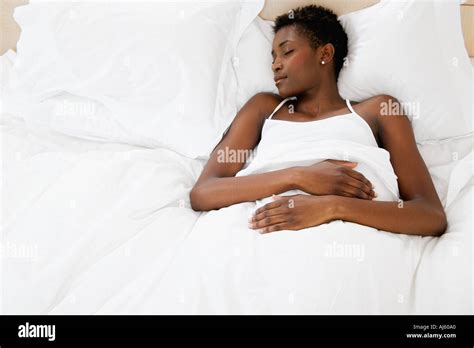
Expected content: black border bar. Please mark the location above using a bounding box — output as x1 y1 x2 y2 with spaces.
0 315 473 347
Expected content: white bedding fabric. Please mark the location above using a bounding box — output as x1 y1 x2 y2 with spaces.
1 52 472 314
6 0 265 159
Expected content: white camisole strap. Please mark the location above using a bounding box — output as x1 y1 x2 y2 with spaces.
345 98 357 115
268 96 297 120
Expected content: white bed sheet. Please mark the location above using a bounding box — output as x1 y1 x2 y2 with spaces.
1 53 472 314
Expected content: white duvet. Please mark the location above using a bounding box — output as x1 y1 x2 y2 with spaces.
1 55 472 315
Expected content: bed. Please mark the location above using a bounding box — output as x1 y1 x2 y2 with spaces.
0 0 472 314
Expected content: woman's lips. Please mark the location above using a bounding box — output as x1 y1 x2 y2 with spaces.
275 77 286 85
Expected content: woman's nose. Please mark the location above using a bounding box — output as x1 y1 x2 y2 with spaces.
272 61 282 72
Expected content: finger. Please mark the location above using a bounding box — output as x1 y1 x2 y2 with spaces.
344 168 374 190
341 185 373 200
345 177 374 197
326 159 358 168
252 214 289 230
272 194 286 201
253 200 282 217
259 221 292 234
335 190 358 199
251 206 286 224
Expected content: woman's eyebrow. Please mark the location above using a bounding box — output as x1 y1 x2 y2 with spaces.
271 40 292 57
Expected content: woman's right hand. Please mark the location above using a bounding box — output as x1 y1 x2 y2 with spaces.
294 160 376 200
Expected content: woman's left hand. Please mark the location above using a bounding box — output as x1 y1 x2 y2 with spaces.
249 194 335 234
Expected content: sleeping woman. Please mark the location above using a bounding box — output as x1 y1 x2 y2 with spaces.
190 5 447 237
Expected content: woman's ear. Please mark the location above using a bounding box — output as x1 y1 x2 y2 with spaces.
319 43 335 65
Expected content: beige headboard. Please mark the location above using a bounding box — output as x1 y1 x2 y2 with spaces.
1 0 473 57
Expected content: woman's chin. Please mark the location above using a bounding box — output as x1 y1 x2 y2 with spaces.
276 87 290 98
276 83 297 98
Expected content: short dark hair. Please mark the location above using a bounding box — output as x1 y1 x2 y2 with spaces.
273 5 348 79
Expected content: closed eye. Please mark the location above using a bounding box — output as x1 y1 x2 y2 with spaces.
272 49 294 64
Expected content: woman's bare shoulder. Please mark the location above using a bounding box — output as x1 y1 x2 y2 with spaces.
248 92 284 119
351 94 400 118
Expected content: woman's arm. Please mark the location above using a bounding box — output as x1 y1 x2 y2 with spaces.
330 195 446 236
250 192 446 236
191 168 298 211
250 95 447 236
190 92 299 211
332 95 447 236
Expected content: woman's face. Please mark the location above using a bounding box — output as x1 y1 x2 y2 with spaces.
271 25 322 98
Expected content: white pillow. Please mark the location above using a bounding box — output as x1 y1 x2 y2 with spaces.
235 17 278 110
8 0 264 158
338 0 472 142
235 0 472 142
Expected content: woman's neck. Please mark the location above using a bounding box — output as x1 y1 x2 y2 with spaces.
294 80 345 118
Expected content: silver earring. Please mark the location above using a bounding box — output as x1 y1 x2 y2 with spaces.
321 61 325 65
